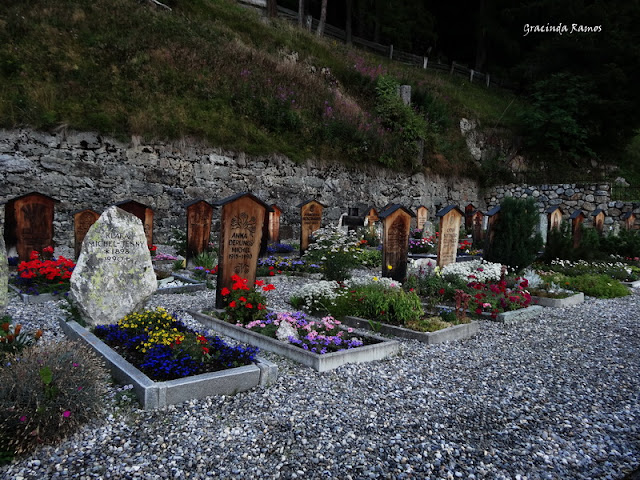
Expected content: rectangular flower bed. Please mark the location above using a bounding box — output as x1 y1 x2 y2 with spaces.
57 318 277 410
341 315 479 344
188 310 400 373
531 292 584 308
8 284 67 304
155 273 207 295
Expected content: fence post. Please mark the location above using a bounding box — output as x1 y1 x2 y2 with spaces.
450 61 455 75
486 73 490 88
470 69 474 83
423 57 428 69
305 14 312 31
389 44 393 60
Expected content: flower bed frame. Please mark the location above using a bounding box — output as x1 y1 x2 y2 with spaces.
188 310 400 372
58 318 278 410
531 292 584 308
8 284 67 304
155 273 207 295
341 315 479 344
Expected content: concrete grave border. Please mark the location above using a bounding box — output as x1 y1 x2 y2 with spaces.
531 292 584 308
58 318 277 410
8 284 67 304
155 273 207 295
189 310 400 373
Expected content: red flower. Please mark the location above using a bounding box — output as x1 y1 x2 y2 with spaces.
239 296 247 302
221 287 231 296
229 301 237 308
262 284 276 292
438 288 445 295
255 280 265 287
245 303 253 309
475 307 482 314
269 271 275 276
202 347 209 355
43 246 54 254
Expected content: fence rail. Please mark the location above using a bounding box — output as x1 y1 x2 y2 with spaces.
238 0 514 90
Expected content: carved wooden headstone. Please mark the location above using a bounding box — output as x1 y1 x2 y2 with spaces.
114 200 154 248
592 209 605 235
215 193 268 309
570 211 586 249
379 205 414 282
471 210 484 245
298 199 325 254
365 207 379 226
416 206 428 231
546 206 563 232
486 205 501 249
464 203 475 230
436 205 464 268
268 205 282 243
3 192 57 261
623 211 636 231
0 230 7 316
185 200 213 262
70 206 157 326
74 209 100 259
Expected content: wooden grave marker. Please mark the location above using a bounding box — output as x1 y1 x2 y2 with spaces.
436 205 464 268
268 205 283 244
570 211 586 249
4 192 57 261
185 200 213 262
416 206 428 232
591 209 605 235
298 199 325 254
464 203 475 230
214 193 268 309
485 205 501 249
623 211 636 231
114 200 154 248
379 205 414 282
546 206 563 232
471 210 485 245
74 209 100 259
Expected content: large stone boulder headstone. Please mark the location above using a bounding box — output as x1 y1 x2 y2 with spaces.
70 206 157 326
0 230 8 316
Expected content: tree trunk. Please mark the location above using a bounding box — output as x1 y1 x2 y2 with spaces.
298 0 304 27
345 0 353 45
316 0 328 36
267 0 277 18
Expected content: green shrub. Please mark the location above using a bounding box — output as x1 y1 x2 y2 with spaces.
193 251 217 270
168 228 187 257
562 274 629 298
600 229 640 258
0 340 109 457
484 197 543 272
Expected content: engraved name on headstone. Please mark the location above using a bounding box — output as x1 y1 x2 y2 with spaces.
416 206 428 232
436 205 464 268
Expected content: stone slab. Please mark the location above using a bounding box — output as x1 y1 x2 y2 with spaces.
58 318 277 410
489 305 545 324
8 283 67 304
342 316 479 344
531 292 584 308
622 280 640 288
189 311 400 373
154 273 207 295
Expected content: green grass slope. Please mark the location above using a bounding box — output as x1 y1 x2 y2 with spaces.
0 0 524 177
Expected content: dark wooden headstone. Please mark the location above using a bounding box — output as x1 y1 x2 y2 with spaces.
471 210 485 244
114 200 154 247
4 192 57 261
74 209 100 259
298 200 325 254
592 209 605 235
436 205 464 268
379 205 414 282
623 211 636 231
214 193 268 309
185 200 213 262
546 206 563 232
570 211 586 249
268 205 282 243
486 205 501 249
464 203 475 230
416 206 428 231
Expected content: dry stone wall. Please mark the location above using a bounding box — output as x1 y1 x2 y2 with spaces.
0 129 482 248
484 183 639 230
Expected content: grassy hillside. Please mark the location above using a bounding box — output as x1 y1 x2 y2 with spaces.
0 0 525 178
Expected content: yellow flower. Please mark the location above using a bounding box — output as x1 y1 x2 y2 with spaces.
373 276 379 281
387 264 393 270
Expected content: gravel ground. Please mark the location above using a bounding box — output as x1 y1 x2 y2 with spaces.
1 275 639 480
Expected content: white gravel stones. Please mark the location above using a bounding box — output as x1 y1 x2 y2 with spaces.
1 280 639 479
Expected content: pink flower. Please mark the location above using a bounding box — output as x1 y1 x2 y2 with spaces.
19 415 27 422
62 410 71 418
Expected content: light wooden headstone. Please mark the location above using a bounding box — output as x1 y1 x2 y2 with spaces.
379 205 414 282
546 206 563 232
570 211 586 249
592 209 605 235
298 200 325 254
215 193 268 309
623 211 636 231
4 192 57 261
114 200 154 248
436 205 464 268
74 209 100 259
185 200 213 262
416 206 428 231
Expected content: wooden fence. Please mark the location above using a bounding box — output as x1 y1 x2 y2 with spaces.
238 0 514 90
